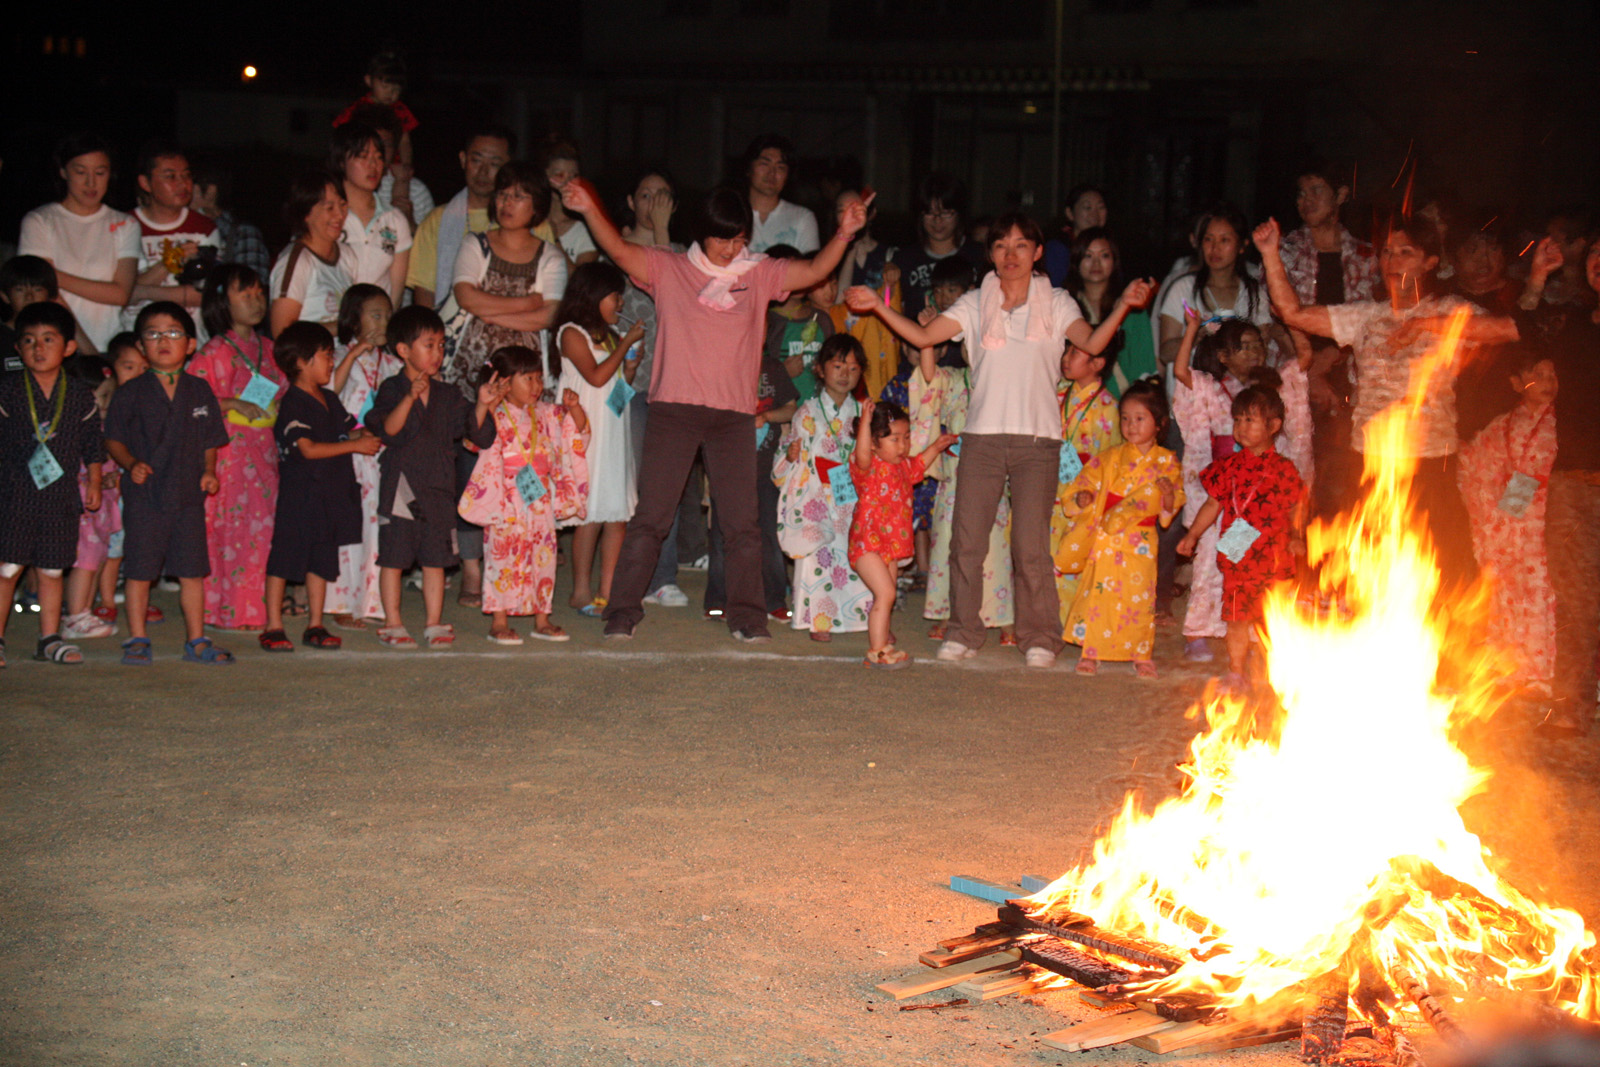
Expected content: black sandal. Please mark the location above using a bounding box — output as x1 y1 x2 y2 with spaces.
35 634 83 664
259 629 295 652
302 626 341 650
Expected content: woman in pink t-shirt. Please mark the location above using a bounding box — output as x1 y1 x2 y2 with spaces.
559 180 869 641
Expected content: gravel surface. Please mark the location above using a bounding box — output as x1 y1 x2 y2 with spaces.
4 576 1598 1066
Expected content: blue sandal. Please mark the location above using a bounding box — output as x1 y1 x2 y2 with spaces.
183 636 235 665
121 637 152 666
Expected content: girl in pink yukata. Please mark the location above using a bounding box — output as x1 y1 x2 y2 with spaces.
1457 353 1558 693
190 264 284 630
1172 309 1311 662
458 345 590 645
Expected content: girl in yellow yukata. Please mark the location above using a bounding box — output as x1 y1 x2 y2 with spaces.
1056 380 1183 677
1051 342 1122 627
458 345 589 645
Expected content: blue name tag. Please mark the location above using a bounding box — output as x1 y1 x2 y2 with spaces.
756 423 770 448
1216 517 1261 563
1058 442 1083 484
238 372 279 412
606 377 636 417
827 462 858 508
29 443 64 490
515 464 547 508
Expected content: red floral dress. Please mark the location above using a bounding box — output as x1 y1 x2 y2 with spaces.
847 453 928 566
1198 448 1304 623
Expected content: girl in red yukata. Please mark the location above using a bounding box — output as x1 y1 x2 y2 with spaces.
1177 379 1306 690
848 398 956 669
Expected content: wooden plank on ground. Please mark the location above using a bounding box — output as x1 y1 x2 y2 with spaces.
875 950 1022 1000
918 934 1018 968
949 875 1024 903
1129 1017 1301 1054
1041 1009 1178 1051
952 969 1045 1001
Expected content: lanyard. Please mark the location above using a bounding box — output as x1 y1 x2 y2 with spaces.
1061 383 1104 449
1230 459 1260 519
502 402 539 467
1507 406 1551 471
819 393 856 441
26 374 67 444
223 332 267 376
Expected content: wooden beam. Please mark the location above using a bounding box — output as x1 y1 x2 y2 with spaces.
1301 966 1350 1062
875 950 1022 1000
1040 1008 1177 1051
1391 965 1468 1047
1020 939 1140 988
918 933 1021 968
997 903 1185 972
951 969 1047 1001
1129 1016 1300 1054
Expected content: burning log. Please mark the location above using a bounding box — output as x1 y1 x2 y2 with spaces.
997 902 1185 973
1301 967 1351 1063
1390 965 1467 1048
1019 939 1140 988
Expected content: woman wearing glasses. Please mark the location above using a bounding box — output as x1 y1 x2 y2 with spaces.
889 172 992 322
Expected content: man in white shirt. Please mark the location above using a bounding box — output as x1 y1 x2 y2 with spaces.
741 134 819 254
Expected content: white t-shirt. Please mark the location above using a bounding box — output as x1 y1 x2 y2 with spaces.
18 202 141 350
122 206 223 334
940 286 1085 439
750 199 820 254
377 172 435 224
270 241 359 326
1156 270 1274 330
557 219 597 263
341 206 413 302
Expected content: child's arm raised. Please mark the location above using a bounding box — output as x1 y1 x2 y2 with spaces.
560 180 648 286
852 397 876 470
1173 305 1203 389
560 324 630 388
332 342 372 395
843 286 962 350
381 375 424 439
466 373 510 446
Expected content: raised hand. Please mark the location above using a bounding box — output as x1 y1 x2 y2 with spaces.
844 285 881 313
560 179 598 217
1118 276 1157 309
837 191 874 240
1529 235 1565 284
409 373 429 399
477 372 510 408
1252 217 1281 257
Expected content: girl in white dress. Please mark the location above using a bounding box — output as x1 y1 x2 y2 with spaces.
554 262 643 614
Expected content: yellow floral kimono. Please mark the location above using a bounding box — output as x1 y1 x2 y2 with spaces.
1057 441 1183 662
1052 381 1123 625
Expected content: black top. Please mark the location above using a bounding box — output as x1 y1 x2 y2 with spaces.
755 356 800 463
1520 305 1600 472
274 385 362 547
365 373 495 516
1314 251 1345 306
891 240 991 321
0 324 19 374
0 371 103 511
103 370 227 510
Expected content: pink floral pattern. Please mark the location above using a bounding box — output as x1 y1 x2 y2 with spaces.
75 459 121 570
190 331 283 629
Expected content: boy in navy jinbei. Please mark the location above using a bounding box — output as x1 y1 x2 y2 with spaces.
104 300 232 665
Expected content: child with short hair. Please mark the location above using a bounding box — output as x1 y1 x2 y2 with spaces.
1057 381 1184 677
190 264 283 630
458 346 590 644
333 49 418 170
59 354 118 640
365 305 502 649
258 323 381 653
848 398 956 668
123 140 220 332
1457 353 1559 693
763 244 836 402
2 255 62 372
1176 380 1304 687
1051 340 1123 626
81 336 148 626
326 284 400 628
104 301 232 665
0 302 105 666
774 335 871 640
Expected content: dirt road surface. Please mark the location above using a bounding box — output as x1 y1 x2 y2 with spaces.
4 576 1597 1066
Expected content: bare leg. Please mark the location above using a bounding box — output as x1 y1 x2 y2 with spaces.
97 559 119 613
125 579 152 640
914 529 930 576
0 566 19 641
66 567 97 617
569 523 601 607
597 522 626 602
1225 620 1253 679
380 567 404 628
305 573 327 630
854 552 898 652
264 576 287 632
36 571 64 638
490 609 513 639
179 578 205 642
421 566 446 627
460 557 482 597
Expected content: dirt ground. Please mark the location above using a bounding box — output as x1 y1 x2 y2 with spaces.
4 571 1599 1067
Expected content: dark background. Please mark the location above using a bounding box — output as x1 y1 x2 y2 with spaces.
6 0 1598 276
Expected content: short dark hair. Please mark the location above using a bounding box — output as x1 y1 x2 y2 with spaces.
762 244 801 260
1295 155 1353 194
53 132 113 176
741 133 795 176
329 121 384 176
387 305 444 349
200 263 264 340
915 171 969 219
868 399 909 441
336 283 391 345
0 255 60 300
930 255 976 291
1232 367 1286 422
815 333 865 373
190 160 233 207
463 124 516 154
14 301 77 339
106 331 141 358
273 321 335 379
487 162 551 228
1384 212 1444 262
347 102 403 145
1447 209 1509 259
539 139 581 169
1064 183 1107 214
65 353 112 387
988 212 1047 258
136 138 186 179
365 48 407 87
134 301 196 340
1119 378 1169 431
284 171 343 236
700 187 753 243
480 344 545 386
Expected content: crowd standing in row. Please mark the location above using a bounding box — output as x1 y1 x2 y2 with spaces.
3 51 1598 727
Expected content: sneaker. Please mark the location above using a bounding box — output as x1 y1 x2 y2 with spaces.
768 608 792 622
704 608 724 620
936 640 977 661
92 605 118 624
686 554 709 571
62 611 115 640
642 584 689 607
603 623 636 641
1024 647 1057 670
1184 638 1214 663
731 629 772 644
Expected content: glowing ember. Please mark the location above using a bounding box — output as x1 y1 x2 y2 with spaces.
1027 311 1598 1028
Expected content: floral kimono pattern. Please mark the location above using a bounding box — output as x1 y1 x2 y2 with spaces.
1052 381 1122 624
908 366 1013 625
1457 404 1557 687
1172 361 1311 639
190 331 284 629
773 394 871 635
458 401 589 616
1057 441 1185 661
328 346 405 619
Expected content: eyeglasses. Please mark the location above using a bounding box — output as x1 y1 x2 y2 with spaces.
923 209 958 221
141 328 188 341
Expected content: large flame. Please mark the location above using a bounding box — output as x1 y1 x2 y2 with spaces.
1030 311 1598 1024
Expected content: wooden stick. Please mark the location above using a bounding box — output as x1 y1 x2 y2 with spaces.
1020 939 1140 988
1391 965 1468 1047
875 950 1021 1000
1301 966 1350 1062
1040 1009 1177 1051
1129 1016 1300 1054
918 933 1021 968
997 903 1185 972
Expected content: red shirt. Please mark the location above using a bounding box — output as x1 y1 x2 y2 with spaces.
848 453 929 564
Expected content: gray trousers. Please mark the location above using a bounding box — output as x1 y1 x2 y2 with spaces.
948 433 1062 653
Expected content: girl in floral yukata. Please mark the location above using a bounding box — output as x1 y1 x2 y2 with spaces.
1051 341 1122 627
1177 380 1305 690
1056 381 1183 677
1457 353 1558 693
457 345 589 645
1172 310 1312 663
774 335 870 641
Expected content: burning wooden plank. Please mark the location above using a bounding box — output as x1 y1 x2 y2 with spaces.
997 902 1185 973
1390 965 1468 1047
1019 939 1140 988
875 950 1022 1000
1040 1008 1178 1051
919 923 1025 968
1301 966 1351 1062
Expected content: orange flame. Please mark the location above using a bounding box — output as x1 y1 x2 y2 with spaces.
1028 311 1598 1025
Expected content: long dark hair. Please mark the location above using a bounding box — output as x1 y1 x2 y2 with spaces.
336 283 391 345
1065 226 1125 322
200 263 264 339
553 261 629 373
1188 203 1260 320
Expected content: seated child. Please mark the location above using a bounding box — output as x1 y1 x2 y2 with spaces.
1176 378 1305 688
1057 380 1184 677
0 302 105 665
259 323 382 652
104 301 231 665
365 306 500 650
